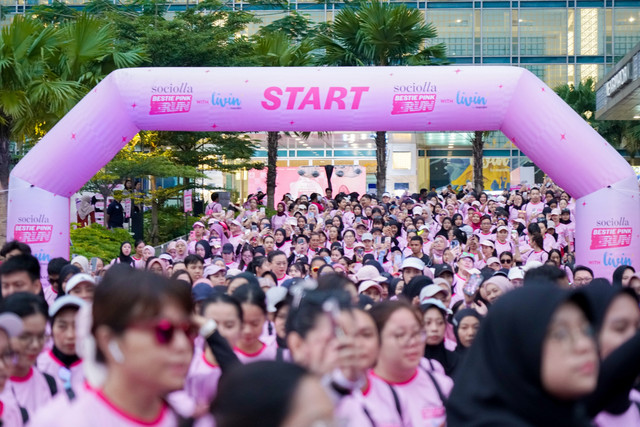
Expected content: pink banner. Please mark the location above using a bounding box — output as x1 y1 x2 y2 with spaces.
184 189 193 212
248 166 366 203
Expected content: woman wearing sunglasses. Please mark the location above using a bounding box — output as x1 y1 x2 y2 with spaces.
32 266 196 426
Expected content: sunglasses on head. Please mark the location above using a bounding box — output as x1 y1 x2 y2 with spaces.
297 238 306 245
500 258 512 264
131 319 197 345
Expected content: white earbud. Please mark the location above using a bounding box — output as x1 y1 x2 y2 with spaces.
108 340 125 364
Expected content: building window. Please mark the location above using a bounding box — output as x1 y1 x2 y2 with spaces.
392 152 412 170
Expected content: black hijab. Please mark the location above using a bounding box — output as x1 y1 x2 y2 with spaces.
580 280 639 416
452 308 482 357
275 228 288 249
421 303 459 377
118 242 134 266
196 239 212 260
446 285 594 426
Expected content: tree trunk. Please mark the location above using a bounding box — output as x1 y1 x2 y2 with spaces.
266 131 280 210
149 176 159 245
0 123 12 243
375 131 387 199
472 131 485 194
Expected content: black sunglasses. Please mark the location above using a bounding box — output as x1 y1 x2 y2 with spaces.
500 258 512 264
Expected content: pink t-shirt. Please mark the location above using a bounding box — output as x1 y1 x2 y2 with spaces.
594 403 640 427
276 274 292 286
525 201 545 222
525 250 549 264
37 350 84 394
370 364 453 427
29 388 179 427
494 239 515 257
233 340 277 364
474 231 494 244
7 367 54 419
43 286 58 307
185 352 222 406
336 372 404 427
0 388 23 427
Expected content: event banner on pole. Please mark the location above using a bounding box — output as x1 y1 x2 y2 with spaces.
184 189 193 213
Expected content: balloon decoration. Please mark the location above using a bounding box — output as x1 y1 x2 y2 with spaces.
6 66 638 278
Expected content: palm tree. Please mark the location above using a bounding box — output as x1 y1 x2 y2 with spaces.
315 0 446 198
253 32 315 209
554 78 639 159
0 15 144 239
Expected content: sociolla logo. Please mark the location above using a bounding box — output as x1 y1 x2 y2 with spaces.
151 82 193 93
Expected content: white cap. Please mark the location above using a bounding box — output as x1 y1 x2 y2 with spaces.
420 298 452 314
523 261 543 272
355 265 387 283
226 268 242 278
468 268 482 275
358 280 383 295
480 240 495 248
401 257 425 271
266 287 288 313
433 277 451 291
361 233 374 241
497 225 509 232
382 192 391 198
65 273 96 294
413 206 423 215
550 208 561 216
486 257 501 266
49 295 88 318
546 221 556 229
419 284 447 304
0 312 23 338
159 253 173 262
193 221 205 228
204 265 225 277
508 267 525 280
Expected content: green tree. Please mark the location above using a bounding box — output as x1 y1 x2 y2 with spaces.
0 15 143 239
90 135 205 245
253 31 316 209
554 78 640 158
315 0 447 198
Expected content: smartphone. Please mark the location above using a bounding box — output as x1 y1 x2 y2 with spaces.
251 225 258 232
356 248 364 256
375 236 381 245
322 298 345 338
463 274 483 296
309 212 315 219
511 230 518 239
394 253 403 265
451 240 460 249
260 207 265 214
90 257 98 273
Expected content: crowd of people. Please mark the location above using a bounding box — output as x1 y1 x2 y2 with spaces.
0 179 637 426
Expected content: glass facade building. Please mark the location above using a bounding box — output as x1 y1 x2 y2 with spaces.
3 0 638 193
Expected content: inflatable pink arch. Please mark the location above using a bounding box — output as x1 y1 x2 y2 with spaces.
7 66 638 278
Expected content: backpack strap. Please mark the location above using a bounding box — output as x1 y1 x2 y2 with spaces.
43 372 58 397
19 407 28 424
420 365 447 406
387 383 404 422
